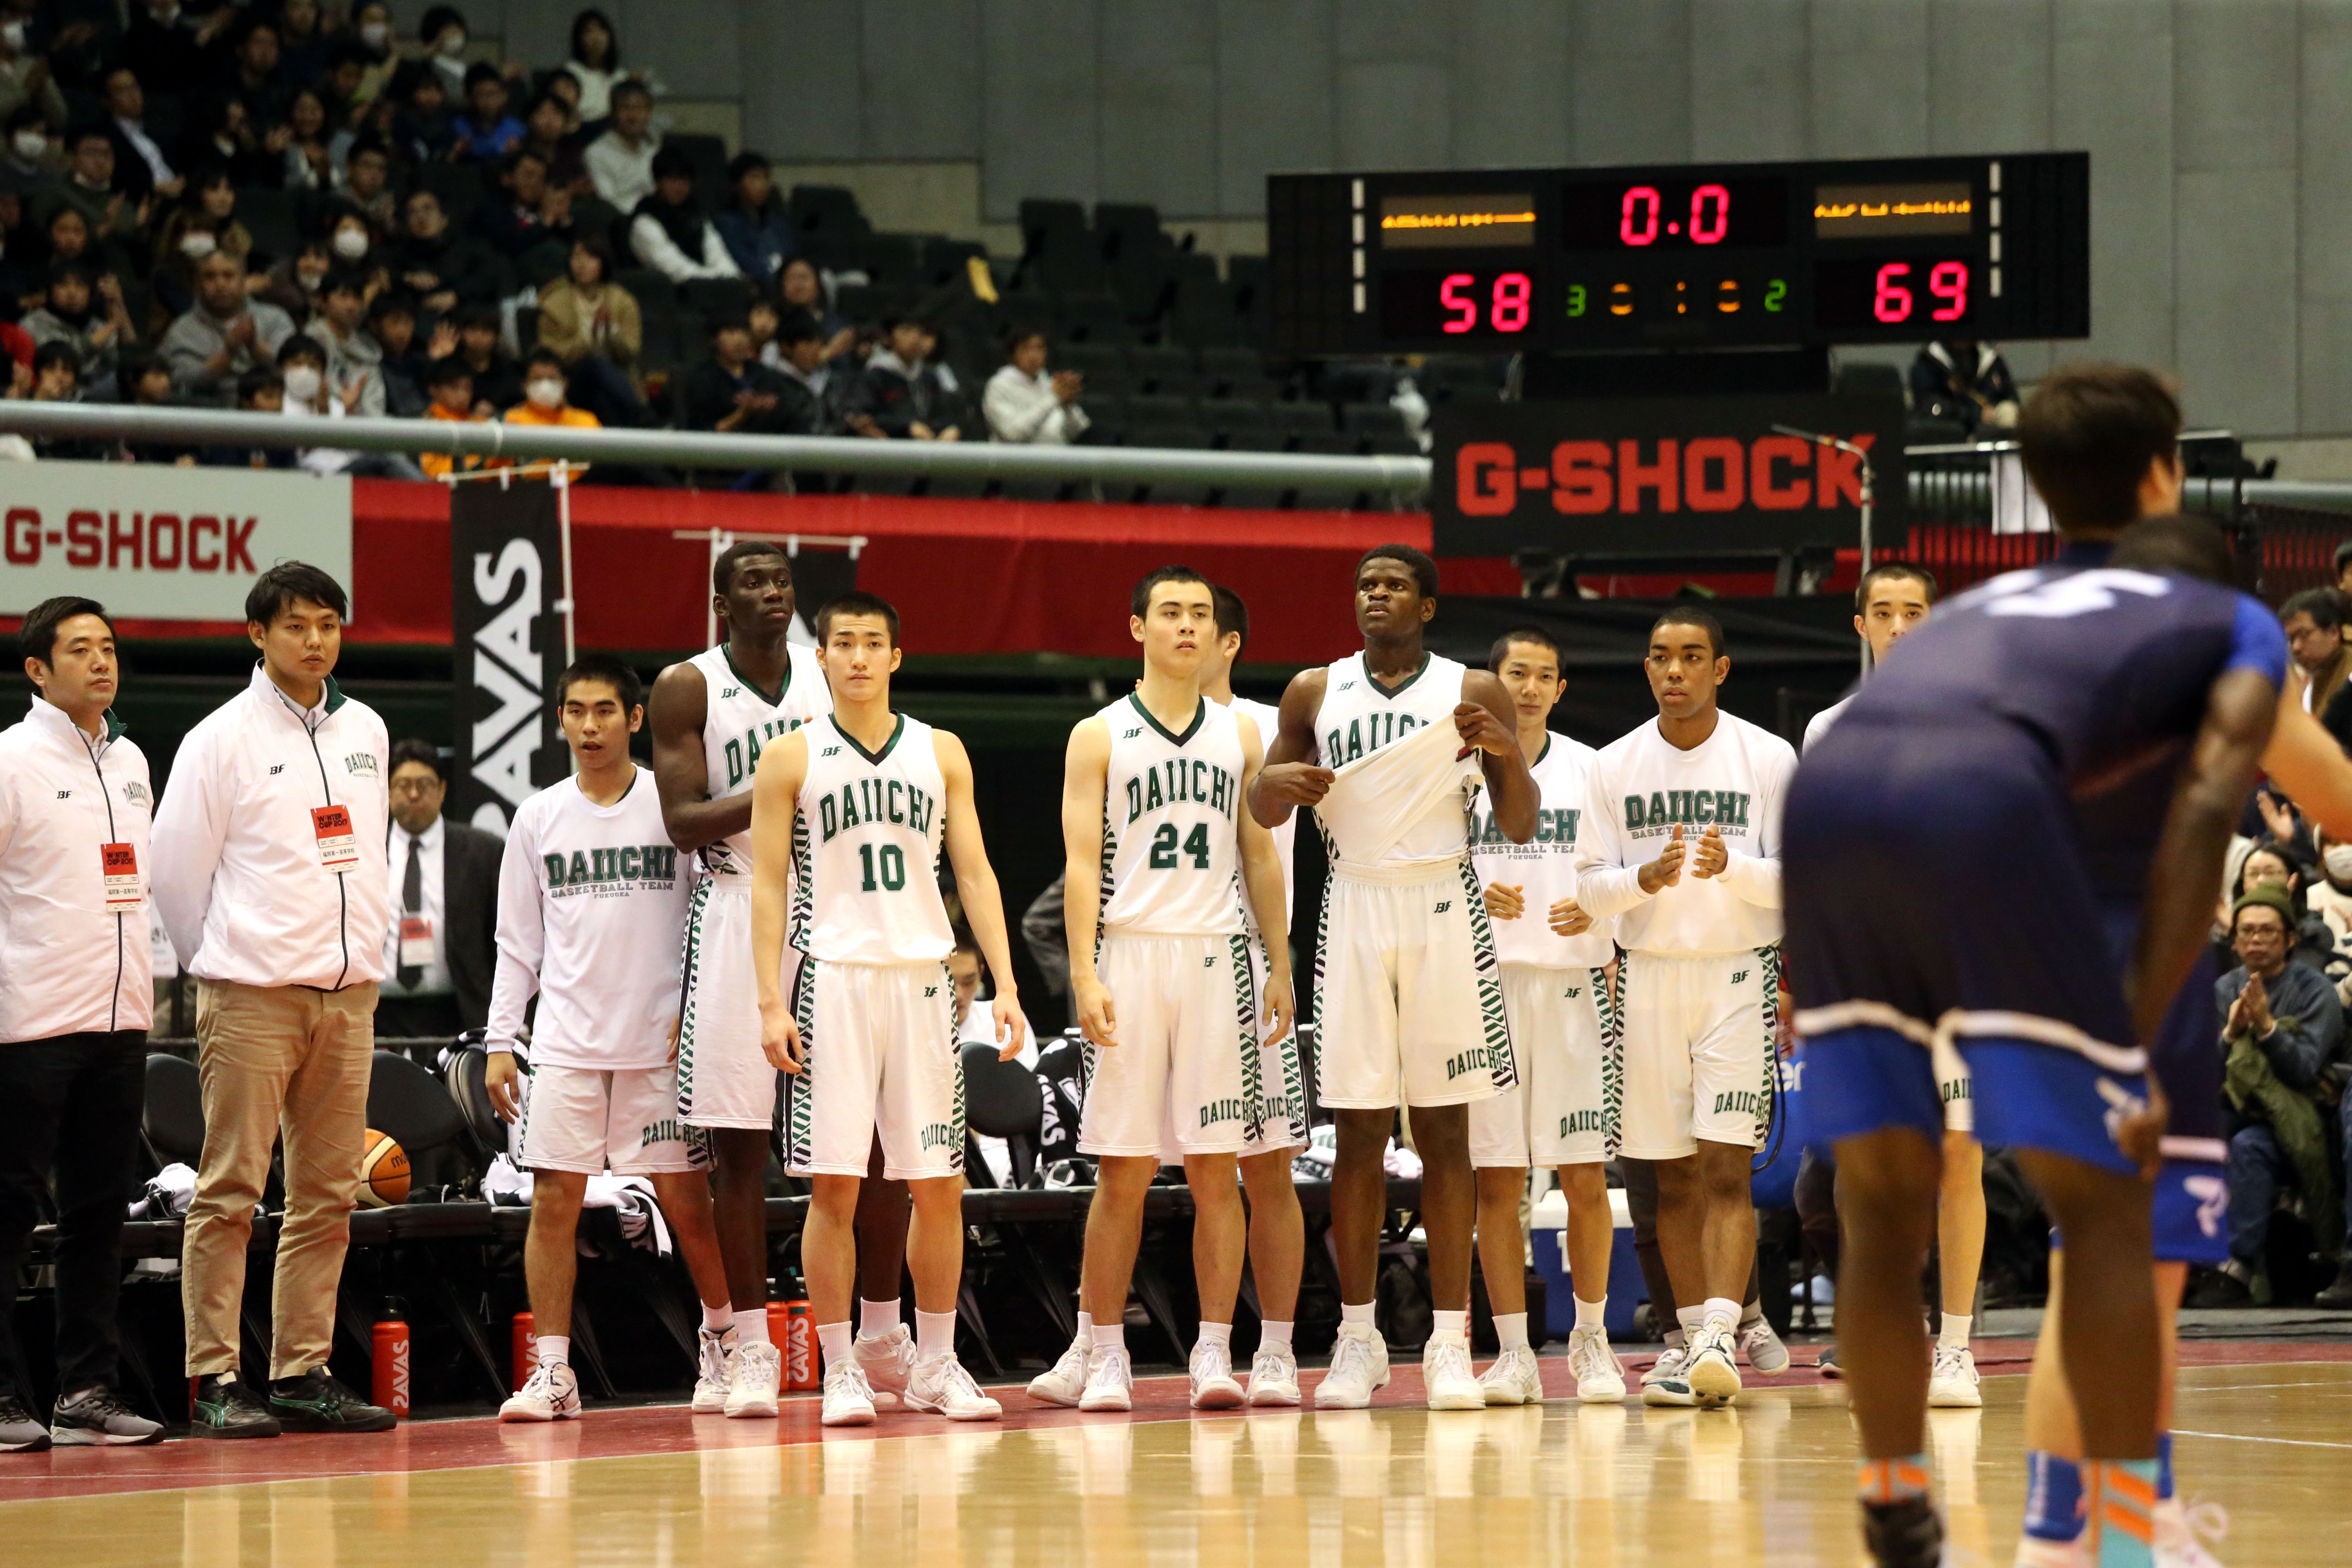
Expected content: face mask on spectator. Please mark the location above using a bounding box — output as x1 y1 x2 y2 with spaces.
333 227 368 260
526 376 564 409
2326 843 2352 883
282 363 323 402
179 230 217 259
12 129 45 159
437 29 466 57
359 19 389 48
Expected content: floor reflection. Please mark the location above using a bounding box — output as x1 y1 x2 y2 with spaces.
15 1364 2352 1568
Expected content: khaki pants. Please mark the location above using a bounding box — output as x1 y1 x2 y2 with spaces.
183 979 377 1379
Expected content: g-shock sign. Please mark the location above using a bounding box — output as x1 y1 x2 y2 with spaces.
1432 395 1906 557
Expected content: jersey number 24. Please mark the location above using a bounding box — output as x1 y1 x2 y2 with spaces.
1150 822 1212 870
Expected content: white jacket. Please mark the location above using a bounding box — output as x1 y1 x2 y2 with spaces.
983 363 1090 445
0 697 155 1041
152 666 391 991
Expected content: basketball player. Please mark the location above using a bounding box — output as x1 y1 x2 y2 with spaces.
1035 567 1293 1414
1465 626 1627 1405
748 591 1029 1426
1788 365 2285 1568
649 542 912 1417
1806 563 1988 1409
1248 545 1538 1411
1573 608 1796 1408
1202 585 1311 1400
484 657 736 1422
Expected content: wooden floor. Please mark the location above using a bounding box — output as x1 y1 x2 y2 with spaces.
5 1349 2349 1566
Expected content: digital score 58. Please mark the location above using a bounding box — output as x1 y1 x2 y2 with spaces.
1267 154 2087 355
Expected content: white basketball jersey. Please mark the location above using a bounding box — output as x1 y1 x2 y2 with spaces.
1226 695 1293 934
1471 735 1614 969
792 713 953 965
1097 693 1246 937
691 642 828 876
1312 651 1475 866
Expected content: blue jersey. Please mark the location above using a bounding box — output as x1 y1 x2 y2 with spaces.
1824 554 2287 907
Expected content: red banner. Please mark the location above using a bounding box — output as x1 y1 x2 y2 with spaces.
69 480 1514 663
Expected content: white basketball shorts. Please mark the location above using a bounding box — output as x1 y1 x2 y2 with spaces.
1238 931 1308 1157
1313 858 1515 1111
1614 948 1781 1159
1468 964 1612 1169
517 1062 707 1176
676 877 785 1132
782 956 962 1181
1079 932 1257 1159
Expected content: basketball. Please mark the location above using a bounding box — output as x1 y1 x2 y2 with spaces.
358 1130 410 1208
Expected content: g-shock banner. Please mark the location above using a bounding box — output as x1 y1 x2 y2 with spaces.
1432 394 1906 556
451 480 568 836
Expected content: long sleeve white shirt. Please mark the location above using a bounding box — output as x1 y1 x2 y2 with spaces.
0 697 154 1041
151 666 390 991
628 212 743 283
983 364 1090 445
381 814 451 996
1574 711 1793 955
585 131 656 211
485 768 687 1070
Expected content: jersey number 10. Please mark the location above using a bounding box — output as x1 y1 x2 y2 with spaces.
859 843 908 891
1149 822 1213 870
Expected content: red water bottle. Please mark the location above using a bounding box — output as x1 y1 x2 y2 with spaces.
777 1299 818 1390
372 1304 411 1419
512 1310 539 1391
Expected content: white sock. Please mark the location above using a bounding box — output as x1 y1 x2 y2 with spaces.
700 1303 733 1334
1702 1296 1741 1332
1675 1306 1705 1343
1340 1300 1376 1329
1494 1311 1529 1352
736 1310 771 1348
1939 1312 1972 1352
1259 1319 1294 1352
1574 1296 1607 1333
860 1298 901 1340
1431 1308 1468 1341
817 1320 853 1369
1073 1309 1094 1348
916 1308 956 1362
1092 1321 1127 1353
1196 1320 1232 1352
1664 1328 1686 1350
536 1334 569 1368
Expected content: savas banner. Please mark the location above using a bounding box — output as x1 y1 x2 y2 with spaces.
451 480 567 835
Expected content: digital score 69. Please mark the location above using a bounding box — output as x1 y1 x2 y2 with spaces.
1266 153 2088 356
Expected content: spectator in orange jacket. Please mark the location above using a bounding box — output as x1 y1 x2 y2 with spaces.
418 355 486 480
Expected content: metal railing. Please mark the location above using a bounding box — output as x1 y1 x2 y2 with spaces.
0 400 1433 500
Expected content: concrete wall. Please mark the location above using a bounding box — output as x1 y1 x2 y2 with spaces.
406 0 2347 436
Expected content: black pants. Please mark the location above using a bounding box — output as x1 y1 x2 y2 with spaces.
0 1031 147 1401
372 993 462 1058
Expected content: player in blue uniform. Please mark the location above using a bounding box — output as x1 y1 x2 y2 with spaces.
1784 367 2287 1568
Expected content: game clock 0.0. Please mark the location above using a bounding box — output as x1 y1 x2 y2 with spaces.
1265 153 2087 355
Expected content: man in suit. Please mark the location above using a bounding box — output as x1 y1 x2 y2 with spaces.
377 739 500 1052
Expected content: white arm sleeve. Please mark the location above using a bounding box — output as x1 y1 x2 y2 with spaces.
630 213 699 282
1572 755 1654 919
148 724 228 968
485 806 546 1054
1715 745 1789 909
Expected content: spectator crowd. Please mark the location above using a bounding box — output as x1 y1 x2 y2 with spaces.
0 0 1091 478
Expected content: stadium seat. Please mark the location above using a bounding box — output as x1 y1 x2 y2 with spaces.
1341 402 1412 441
1055 290 1134 343
142 1052 205 1170
615 266 676 309
366 1049 475 1195
679 276 754 318
962 1043 1044 1188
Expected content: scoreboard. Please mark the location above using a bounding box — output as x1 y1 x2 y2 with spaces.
1268 153 2088 356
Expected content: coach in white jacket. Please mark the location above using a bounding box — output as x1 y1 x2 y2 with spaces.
0 598 164 1451
151 563 397 1439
